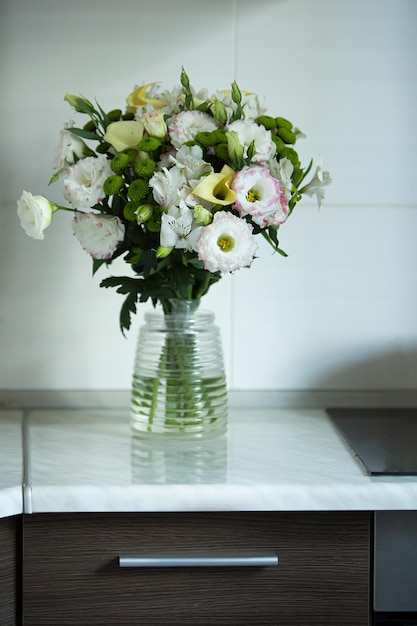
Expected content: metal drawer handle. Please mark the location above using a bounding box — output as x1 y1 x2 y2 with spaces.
119 555 279 568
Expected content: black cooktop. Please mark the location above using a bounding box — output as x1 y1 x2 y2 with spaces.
326 408 417 476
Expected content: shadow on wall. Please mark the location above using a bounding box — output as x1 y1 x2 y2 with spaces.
311 343 417 396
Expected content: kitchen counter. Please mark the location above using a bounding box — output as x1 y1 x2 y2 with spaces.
1 405 416 516
0 410 23 518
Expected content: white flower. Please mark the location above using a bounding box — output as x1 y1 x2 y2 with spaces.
149 165 187 209
17 191 57 240
53 120 89 170
160 204 201 251
301 161 332 208
198 211 258 273
269 157 294 200
169 145 212 185
63 155 112 210
226 119 276 164
232 165 289 228
72 212 125 260
168 110 218 148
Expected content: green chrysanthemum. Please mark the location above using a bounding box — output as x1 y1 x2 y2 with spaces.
134 158 156 178
277 128 297 145
123 200 140 221
110 153 132 172
257 115 276 130
103 175 124 196
138 137 161 152
128 178 149 202
275 116 293 130
214 143 229 162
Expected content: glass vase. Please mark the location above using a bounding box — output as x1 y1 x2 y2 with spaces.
131 300 228 441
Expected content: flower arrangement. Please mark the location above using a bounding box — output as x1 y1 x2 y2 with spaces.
17 69 331 333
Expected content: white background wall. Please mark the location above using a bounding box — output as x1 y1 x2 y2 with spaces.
1 0 417 392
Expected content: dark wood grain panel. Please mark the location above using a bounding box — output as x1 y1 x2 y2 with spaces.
0 515 17 626
23 511 370 625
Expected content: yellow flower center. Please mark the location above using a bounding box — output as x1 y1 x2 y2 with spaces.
217 234 235 253
246 187 259 203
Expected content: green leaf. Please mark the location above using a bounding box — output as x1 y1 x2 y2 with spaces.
92 258 108 275
95 100 111 130
69 127 100 141
48 168 66 185
119 291 138 334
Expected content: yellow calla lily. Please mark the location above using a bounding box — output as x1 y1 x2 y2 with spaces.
103 121 144 152
192 165 236 206
126 82 166 113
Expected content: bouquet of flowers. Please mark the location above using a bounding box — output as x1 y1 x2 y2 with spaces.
17 68 331 334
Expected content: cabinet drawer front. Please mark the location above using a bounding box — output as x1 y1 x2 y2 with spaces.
0 516 18 626
23 512 370 626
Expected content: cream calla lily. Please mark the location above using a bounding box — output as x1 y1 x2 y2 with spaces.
126 82 166 112
192 165 236 206
103 121 144 152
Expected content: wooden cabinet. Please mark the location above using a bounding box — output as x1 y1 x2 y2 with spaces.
23 511 370 626
0 515 19 626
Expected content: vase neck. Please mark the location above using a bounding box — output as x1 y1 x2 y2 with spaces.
166 299 200 316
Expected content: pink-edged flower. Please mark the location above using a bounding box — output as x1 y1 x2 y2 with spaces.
72 212 125 259
198 211 258 273
53 120 90 170
232 165 289 228
226 119 276 164
63 155 112 210
168 110 217 148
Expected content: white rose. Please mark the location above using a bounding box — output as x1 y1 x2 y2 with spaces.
72 212 125 260
17 191 57 240
63 155 112 210
52 120 89 170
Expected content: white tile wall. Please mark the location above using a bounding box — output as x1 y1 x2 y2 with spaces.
1 0 416 391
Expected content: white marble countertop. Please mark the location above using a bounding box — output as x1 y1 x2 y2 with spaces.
0 410 23 517
0 406 413 515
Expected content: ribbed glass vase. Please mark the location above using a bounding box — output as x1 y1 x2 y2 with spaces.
131 300 228 440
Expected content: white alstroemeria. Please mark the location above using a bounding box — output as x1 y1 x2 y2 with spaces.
232 165 289 228
149 165 187 209
53 120 90 170
300 161 332 209
17 191 58 240
226 119 276 164
160 204 202 251
269 157 294 199
63 155 112 210
169 145 213 184
72 212 125 260
168 110 218 148
198 211 258 273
